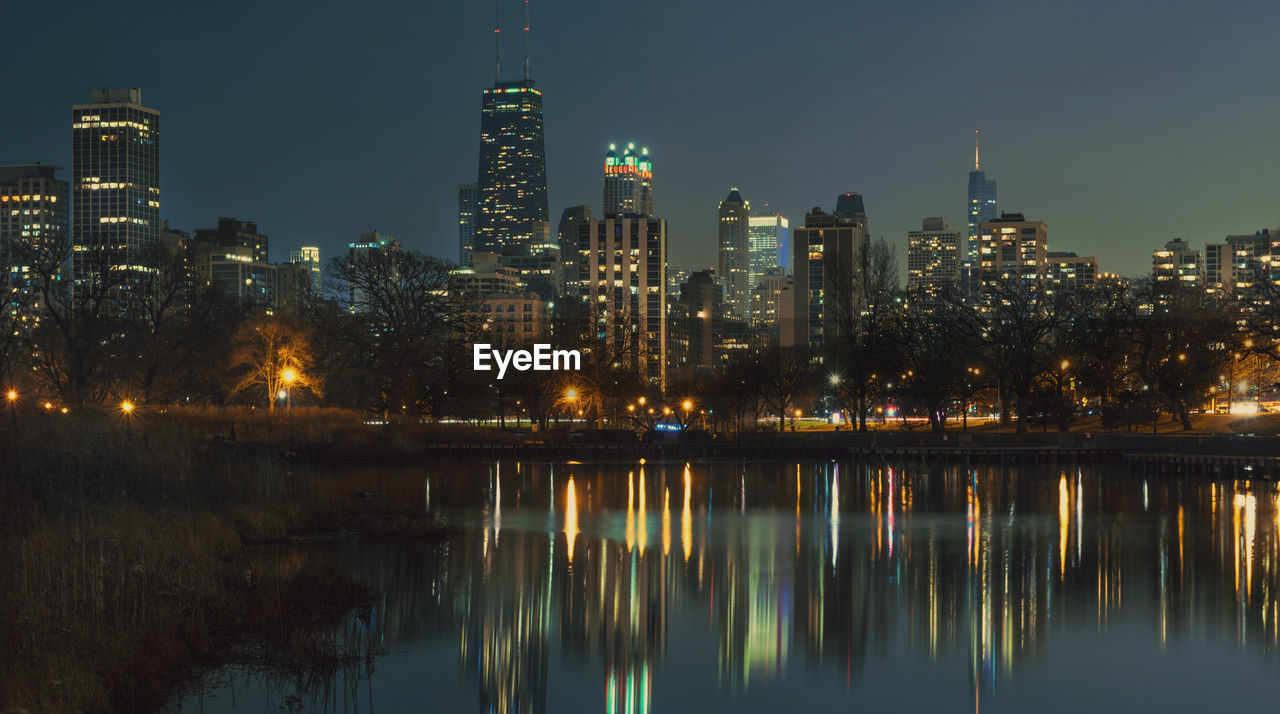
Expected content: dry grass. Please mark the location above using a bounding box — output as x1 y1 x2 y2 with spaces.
0 414 378 714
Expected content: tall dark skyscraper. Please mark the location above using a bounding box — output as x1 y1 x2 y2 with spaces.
717 189 750 318
473 1 549 255
458 182 477 267
966 130 997 263
72 88 160 291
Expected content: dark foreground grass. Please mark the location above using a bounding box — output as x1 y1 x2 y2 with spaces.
0 412 447 713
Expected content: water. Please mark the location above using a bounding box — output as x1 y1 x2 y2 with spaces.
170 459 1280 713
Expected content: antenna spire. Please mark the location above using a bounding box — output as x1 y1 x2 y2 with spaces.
494 0 502 82
973 129 980 171
523 0 532 81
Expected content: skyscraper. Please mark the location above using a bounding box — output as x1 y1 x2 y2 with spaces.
558 205 590 296
193 218 275 311
966 131 997 264
717 189 751 318
1 164 69 318
603 143 653 217
458 182 478 267
978 212 1047 291
474 3 549 255
748 211 789 289
790 198 868 349
289 246 322 297
1153 239 1203 290
71 88 160 293
906 217 962 301
576 216 667 389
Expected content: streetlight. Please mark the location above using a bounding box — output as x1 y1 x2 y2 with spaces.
792 408 801 432
121 400 135 433
282 368 297 409
6 389 16 426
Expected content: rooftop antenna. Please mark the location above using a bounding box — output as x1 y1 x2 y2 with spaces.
974 129 980 171
523 0 532 82
494 0 502 83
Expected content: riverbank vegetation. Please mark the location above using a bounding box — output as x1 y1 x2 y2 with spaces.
0 412 447 713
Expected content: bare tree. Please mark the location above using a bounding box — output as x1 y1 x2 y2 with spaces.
829 238 900 430
229 317 319 409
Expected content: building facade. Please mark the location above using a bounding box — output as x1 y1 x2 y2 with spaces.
1 164 69 322
669 269 722 370
458 182 478 267
1046 252 1099 293
602 143 653 218
718 189 751 318
1153 238 1203 290
906 217 961 301
978 213 1047 290
474 82 549 254
790 199 867 349
750 267 794 339
71 88 160 296
289 246 322 297
748 211 790 291
575 216 667 389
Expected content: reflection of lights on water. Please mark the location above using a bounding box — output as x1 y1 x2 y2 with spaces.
565 477 578 561
626 471 635 552
1232 491 1257 601
638 467 648 552
1059 475 1069 580
662 487 671 557
830 465 840 569
887 467 895 560
683 467 692 562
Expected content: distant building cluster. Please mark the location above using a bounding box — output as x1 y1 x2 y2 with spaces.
3 88 322 323
7 7 1278 404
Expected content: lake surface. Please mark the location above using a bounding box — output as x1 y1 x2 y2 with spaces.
170 459 1280 713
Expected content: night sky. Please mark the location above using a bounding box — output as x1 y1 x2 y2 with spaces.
6 0 1279 278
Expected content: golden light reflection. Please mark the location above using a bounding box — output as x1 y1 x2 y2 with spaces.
626 471 635 552
1059 474 1070 580
566 476 578 561
682 467 692 562
662 487 671 557
638 467 648 552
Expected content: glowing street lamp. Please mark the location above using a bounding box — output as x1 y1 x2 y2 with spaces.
682 399 692 411
5 389 16 426
120 400 135 432
281 368 298 409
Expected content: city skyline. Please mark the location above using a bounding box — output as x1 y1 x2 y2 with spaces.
3 1 1279 278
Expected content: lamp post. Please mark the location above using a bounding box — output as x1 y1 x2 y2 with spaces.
6 389 16 427
282 368 297 410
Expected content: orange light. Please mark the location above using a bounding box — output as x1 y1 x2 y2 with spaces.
5 390 15 402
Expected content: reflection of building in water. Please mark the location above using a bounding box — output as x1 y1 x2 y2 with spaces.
330 460 1280 711
716 514 793 689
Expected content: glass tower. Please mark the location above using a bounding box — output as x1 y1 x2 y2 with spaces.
474 82 549 254
966 131 997 263
71 88 160 294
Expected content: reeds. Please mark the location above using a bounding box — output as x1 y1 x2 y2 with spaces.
0 414 374 713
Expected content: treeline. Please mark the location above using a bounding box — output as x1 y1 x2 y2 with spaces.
3 235 1278 433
